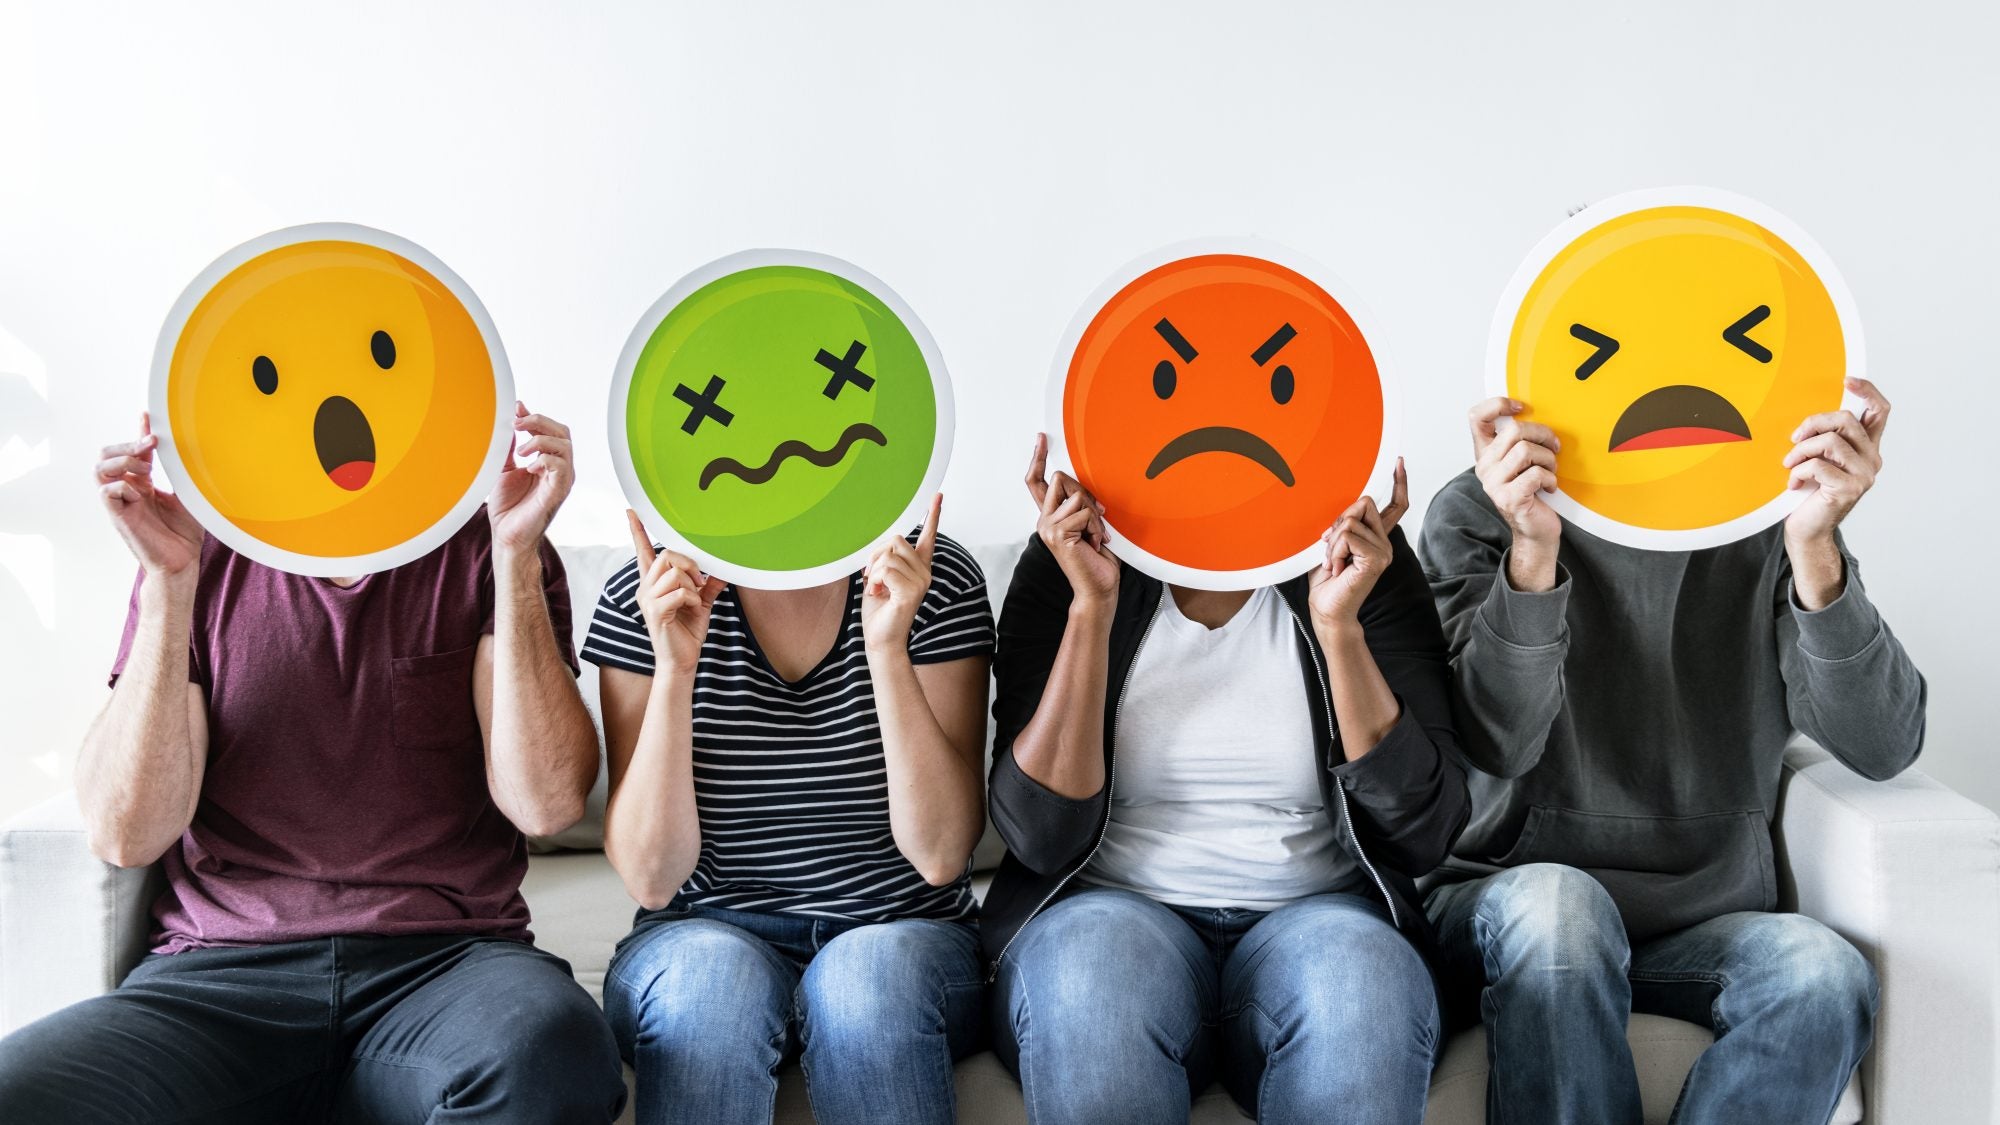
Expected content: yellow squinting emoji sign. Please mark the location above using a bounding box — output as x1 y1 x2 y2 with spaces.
151 224 513 576
1489 189 1863 550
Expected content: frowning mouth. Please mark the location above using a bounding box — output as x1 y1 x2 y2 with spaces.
314 395 376 491
1145 426 1295 486
1609 385 1751 453
699 422 887 490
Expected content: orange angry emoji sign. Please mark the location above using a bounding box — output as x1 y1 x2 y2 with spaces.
1054 244 1392 588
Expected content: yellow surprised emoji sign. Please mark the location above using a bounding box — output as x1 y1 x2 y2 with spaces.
1489 188 1863 551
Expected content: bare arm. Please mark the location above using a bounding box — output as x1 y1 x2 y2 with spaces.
475 405 596 838
602 515 725 909
871 652 990 884
77 414 210 867
473 549 598 838
602 663 703 909
1006 601 1113 798
1309 459 1410 760
1005 435 1122 800
78 584 209 867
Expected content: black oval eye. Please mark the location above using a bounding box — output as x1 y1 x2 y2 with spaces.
1271 364 1294 404
1153 360 1176 399
252 355 278 395
370 330 396 370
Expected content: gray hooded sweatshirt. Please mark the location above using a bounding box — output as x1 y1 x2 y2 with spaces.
1418 468 1927 941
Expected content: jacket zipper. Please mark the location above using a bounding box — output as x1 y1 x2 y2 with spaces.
987 591 1161 980
1289 608 1401 929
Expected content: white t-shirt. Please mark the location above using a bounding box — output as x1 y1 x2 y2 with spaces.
1081 586 1353 911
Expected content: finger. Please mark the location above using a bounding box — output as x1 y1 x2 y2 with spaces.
1052 504 1095 539
1380 457 1410 530
1500 438 1558 480
1024 433 1049 507
915 493 941 560
1514 467 1558 497
1047 492 1086 525
101 479 141 506
656 588 694 617
514 434 573 460
698 575 727 608
513 412 572 441
1788 459 1846 493
1783 434 1861 472
1467 397 1526 449
99 434 158 461
1845 377 1890 443
1358 497 1387 539
96 455 153 483
1048 471 1083 508
1790 410 1866 445
661 548 702 577
626 511 658 570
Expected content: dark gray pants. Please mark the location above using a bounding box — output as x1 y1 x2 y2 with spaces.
0 933 627 1124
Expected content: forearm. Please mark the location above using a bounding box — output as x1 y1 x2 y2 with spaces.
1451 557 1569 778
1314 620 1401 761
77 576 201 867
1009 599 1112 800
868 648 983 885
487 551 596 836
605 673 702 909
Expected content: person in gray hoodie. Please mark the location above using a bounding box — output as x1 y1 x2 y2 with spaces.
1418 378 1924 1125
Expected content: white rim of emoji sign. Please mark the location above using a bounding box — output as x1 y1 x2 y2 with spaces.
149 223 514 577
1045 236 1402 592
608 249 956 590
1486 187 1866 552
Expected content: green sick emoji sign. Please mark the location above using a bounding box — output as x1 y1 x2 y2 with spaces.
610 250 954 588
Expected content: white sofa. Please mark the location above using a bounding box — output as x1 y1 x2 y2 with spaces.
4 541 1996 1124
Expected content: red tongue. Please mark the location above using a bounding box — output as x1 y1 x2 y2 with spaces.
1611 427 1750 453
327 460 375 491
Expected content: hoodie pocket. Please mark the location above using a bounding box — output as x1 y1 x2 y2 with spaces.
1500 806 1776 942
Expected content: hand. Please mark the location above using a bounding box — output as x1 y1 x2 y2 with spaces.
626 511 725 677
1309 458 1410 629
862 493 942 653
1024 433 1118 606
1783 377 1889 548
1470 397 1562 552
96 412 203 581
489 402 575 557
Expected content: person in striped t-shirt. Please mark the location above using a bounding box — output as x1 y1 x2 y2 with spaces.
581 494 993 1125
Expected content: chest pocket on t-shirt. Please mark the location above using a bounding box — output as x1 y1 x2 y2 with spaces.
391 645 482 752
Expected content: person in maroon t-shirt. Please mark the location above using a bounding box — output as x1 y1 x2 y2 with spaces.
0 405 626 1124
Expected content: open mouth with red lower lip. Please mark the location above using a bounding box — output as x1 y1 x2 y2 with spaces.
1608 385 1751 453
314 395 376 490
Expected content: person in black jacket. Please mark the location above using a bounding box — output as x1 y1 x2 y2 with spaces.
983 436 1470 1125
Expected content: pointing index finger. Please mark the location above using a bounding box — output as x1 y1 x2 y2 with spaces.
1381 456 1410 530
625 510 657 571
916 493 941 559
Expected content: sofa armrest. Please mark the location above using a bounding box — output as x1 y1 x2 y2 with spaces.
1776 740 2000 1125
0 790 159 1035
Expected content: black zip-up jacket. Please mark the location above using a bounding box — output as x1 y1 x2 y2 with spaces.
981 527 1471 973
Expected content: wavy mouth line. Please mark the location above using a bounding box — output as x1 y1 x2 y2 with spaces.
1145 425 1295 487
699 422 887 490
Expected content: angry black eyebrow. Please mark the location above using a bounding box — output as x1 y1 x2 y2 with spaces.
1153 318 1198 364
1251 323 1297 366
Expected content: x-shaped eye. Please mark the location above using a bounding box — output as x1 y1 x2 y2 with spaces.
1569 323 1619 380
673 375 734 435
814 340 875 399
1724 305 1773 363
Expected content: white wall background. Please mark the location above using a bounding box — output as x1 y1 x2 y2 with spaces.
1 1 1994 819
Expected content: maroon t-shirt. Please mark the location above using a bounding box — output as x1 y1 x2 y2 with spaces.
110 512 576 954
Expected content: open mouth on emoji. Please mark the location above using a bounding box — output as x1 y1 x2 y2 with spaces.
1609 385 1752 453
699 422 887 490
1145 426 1296 486
314 395 377 491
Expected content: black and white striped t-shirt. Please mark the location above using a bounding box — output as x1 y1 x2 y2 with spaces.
580 534 994 923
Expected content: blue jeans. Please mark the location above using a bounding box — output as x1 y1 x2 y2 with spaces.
1426 863 1878 1125
603 901 984 1125
992 886 1439 1125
